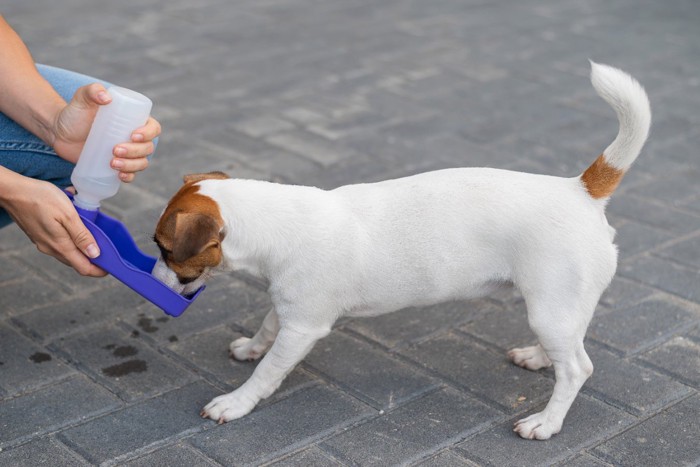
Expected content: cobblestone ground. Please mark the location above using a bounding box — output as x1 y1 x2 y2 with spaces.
1 0 699 466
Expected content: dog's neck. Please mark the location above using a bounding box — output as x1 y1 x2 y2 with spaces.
198 179 331 280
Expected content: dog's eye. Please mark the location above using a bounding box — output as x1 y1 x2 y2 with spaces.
155 242 170 260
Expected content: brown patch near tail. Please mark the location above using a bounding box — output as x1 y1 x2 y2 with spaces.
581 154 625 199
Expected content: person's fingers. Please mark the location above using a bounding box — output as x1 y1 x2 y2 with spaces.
59 211 100 259
118 172 136 183
111 155 149 174
113 141 155 160
62 248 107 277
131 117 161 142
73 83 111 109
58 213 107 277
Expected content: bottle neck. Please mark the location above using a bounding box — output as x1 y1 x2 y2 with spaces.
73 192 101 211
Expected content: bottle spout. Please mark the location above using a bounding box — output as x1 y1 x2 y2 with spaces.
73 194 100 221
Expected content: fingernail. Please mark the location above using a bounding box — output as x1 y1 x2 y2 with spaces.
98 91 111 103
111 159 124 169
132 133 144 142
86 244 100 258
114 146 127 156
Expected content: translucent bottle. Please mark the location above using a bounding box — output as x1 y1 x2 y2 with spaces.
71 86 153 211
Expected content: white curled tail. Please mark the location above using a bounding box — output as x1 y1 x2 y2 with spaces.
581 62 651 199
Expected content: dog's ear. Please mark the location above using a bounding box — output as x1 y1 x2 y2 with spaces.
172 212 222 262
183 171 230 184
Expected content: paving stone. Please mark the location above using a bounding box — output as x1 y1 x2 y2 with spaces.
588 298 699 356
12 246 107 295
401 332 553 413
619 255 700 303
266 130 360 167
166 323 314 399
638 333 700 388
122 443 218 467
558 453 610 467
458 395 634 467
268 446 344 466
656 233 700 270
0 324 75 396
626 169 700 206
13 283 146 342
0 437 89 466
582 345 692 416
345 299 493 349
0 256 26 284
0 276 67 315
414 449 478 466
613 221 676 260
231 115 296 138
57 381 217 464
0 375 120 447
125 276 272 344
607 193 700 235
0 223 31 252
459 301 537 351
592 395 700 467
201 129 320 182
597 276 656 312
320 388 500 466
51 326 197 402
305 331 436 409
188 385 373 466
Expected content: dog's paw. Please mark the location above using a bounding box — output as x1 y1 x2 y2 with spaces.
229 337 265 361
513 412 561 440
201 393 256 424
507 345 552 371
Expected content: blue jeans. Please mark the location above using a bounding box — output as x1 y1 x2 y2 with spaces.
0 65 109 228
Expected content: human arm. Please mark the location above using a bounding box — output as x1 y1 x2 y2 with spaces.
0 14 161 179
0 166 105 276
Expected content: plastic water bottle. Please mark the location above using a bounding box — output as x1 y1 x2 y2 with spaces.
71 86 153 210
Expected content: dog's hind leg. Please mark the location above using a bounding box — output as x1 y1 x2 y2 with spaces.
230 309 279 361
512 291 599 440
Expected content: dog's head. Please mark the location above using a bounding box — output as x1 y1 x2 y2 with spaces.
152 172 229 295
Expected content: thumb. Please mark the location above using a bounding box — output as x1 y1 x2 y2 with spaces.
62 213 101 259
70 83 111 109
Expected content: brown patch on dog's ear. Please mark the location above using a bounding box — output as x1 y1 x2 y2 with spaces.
581 154 625 199
182 172 230 184
172 212 222 262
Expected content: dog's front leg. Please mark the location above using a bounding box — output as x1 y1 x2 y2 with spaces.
201 324 330 423
229 309 280 361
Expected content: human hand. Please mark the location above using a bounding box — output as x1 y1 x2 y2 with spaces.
1 175 106 277
51 83 161 182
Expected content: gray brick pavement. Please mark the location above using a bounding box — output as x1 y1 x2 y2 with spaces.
2 0 699 465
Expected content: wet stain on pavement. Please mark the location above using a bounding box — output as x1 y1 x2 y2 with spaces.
29 352 52 363
138 317 158 333
112 345 138 358
101 359 147 377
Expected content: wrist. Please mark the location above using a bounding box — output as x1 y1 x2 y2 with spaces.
30 95 65 147
0 166 28 208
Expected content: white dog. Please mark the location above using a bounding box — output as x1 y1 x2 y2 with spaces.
153 62 650 440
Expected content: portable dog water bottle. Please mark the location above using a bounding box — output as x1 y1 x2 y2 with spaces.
69 86 204 317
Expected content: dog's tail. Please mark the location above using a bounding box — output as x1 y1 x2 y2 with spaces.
580 61 651 200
